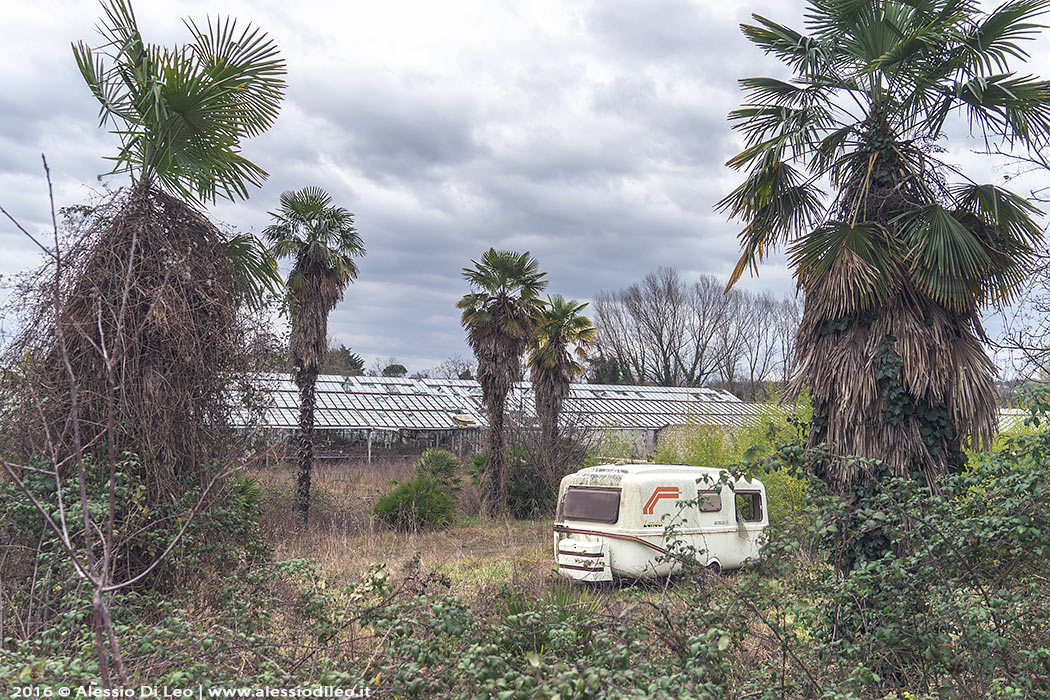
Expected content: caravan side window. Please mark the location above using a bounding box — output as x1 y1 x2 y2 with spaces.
564 487 620 524
698 491 722 512
735 492 763 522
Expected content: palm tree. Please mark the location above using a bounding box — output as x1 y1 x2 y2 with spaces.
720 0 1050 492
74 0 286 205
57 1 285 683
459 249 548 515
265 187 365 523
65 0 285 487
529 296 597 461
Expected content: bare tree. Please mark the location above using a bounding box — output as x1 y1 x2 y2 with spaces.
774 294 804 382
368 355 401 377
989 145 1050 379
593 288 650 384
999 250 1050 379
595 268 721 386
592 268 802 395
435 354 477 380
680 276 736 386
713 288 749 394
739 293 780 399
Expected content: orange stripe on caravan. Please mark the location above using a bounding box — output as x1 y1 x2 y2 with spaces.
642 487 678 513
642 486 680 515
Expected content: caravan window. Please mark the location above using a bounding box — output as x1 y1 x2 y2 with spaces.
698 491 722 512
735 492 763 522
564 487 620 524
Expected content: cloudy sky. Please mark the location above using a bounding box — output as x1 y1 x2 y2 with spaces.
2 0 1048 373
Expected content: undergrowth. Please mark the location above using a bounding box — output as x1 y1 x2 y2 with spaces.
4 396 1050 697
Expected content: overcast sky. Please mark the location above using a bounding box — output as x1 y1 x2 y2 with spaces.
2 0 1048 373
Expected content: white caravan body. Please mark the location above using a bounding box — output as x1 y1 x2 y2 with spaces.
554 464 767 582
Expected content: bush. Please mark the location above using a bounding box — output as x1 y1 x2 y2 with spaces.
653 403 810 529
0 456 265 594
416 448 462 492
504 444 557 519
466 445 563 519
372 474 458 531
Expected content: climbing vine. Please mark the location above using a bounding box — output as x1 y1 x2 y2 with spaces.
874 335 964 475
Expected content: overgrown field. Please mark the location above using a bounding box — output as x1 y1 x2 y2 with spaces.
3 407 1050 698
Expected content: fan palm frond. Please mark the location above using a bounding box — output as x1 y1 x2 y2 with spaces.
726 0 1050 489
73 0 286 204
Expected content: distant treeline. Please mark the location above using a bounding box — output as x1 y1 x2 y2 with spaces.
589 267 802 399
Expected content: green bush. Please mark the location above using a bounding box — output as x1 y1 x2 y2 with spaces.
466 446 561 519
465 449 489 479
504 444 557 519
372 474 458 531
416 448 462 492
653 402 810 529
0 455 265 593
0 455 267 684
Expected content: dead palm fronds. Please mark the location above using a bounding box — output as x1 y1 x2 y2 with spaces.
720 0 1050 490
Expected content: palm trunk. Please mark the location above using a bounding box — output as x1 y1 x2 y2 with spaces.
543 403 560 483
296 367 318 523
487 398 507 517
548 404 560 451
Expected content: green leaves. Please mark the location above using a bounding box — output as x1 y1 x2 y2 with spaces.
724 0 1049 309
897 204 988 304
790 220 903 315
265 187 365 298
960 0 1050 74
945 72 1050 142
719 156 825 288
893 186 1045 307
461 249 548 305
73 0 286 203
459 249 550 346
743 14 828 75
530 295 596 371
221 233 282 310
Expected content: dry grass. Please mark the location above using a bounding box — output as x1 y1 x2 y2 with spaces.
250 456 553 596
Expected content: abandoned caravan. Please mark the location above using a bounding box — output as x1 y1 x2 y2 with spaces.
554 464 767 582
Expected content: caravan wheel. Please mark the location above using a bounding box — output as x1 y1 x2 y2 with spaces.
706 560 721 575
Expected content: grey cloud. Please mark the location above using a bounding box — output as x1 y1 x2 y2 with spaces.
8 0 1004 375
294 74 485 182
584 0 717 61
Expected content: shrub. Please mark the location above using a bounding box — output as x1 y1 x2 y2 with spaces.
465 449 489 479
372 474 458 531
0 456 266 594
504 444 557 519
466 445 563 519
416 448 462 492
653 403 810 530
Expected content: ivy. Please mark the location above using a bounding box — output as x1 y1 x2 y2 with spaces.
874 335 964 474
